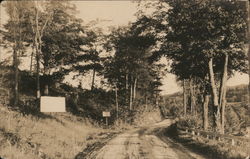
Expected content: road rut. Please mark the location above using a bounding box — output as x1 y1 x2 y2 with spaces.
87 120 206 159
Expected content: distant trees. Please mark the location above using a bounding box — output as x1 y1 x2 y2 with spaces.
227 84 249 102
72 25 104 91
103 23 164 116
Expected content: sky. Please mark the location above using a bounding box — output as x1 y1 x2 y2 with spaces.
0 1 249 95
50 1 250 94
73 1 138 27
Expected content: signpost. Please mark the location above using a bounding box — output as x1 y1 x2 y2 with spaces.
102 111 111 126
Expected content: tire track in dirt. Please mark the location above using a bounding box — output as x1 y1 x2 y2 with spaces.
85 120 207 159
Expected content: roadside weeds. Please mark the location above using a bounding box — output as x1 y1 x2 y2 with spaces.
164 123 250 159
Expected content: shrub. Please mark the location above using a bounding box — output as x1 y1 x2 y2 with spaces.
177 115 201 129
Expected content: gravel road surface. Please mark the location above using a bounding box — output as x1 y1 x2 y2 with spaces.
85 119 207 159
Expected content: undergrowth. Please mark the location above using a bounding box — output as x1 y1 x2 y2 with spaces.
165 123 250 159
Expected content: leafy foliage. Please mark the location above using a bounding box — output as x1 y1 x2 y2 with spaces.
151 0 248 80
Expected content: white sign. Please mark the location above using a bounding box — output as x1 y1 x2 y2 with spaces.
40 96 66 112
102 111 111 117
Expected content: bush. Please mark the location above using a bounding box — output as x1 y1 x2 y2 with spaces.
169 105 182 117
177 115 202 129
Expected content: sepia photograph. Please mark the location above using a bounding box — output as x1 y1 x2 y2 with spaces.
0 0 249 158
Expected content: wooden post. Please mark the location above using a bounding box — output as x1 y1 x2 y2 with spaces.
192 130 195 135
231 139 235 146
106 117 108 126
197 132 200 136
206 135 209 139
217 137 221 141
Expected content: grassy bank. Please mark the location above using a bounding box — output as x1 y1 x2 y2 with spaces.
0 104 114 159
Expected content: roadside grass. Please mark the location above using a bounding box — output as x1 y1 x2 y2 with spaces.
165 123 250 159
0 105 112 159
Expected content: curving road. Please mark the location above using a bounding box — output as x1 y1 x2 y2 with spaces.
86 120 207 159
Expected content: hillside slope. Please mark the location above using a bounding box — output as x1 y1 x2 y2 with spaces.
0 67 112 158
0 104 111 159
0 66 163 159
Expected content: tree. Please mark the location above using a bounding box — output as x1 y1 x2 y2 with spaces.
103 23 162 117
72 24 105 91
140 0 248 132
25 1 53 98
27 1 88 96
2 1 32 105
40 5 88 95
2 1 99 99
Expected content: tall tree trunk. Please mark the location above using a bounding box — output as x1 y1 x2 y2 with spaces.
115 84 119 119
13 46 19 106
36 48 40 98
91 68 96 91
33 4 50 98
44 67 49 96
208 58 221 132
219 54 228 107
125 73 128 105
133 77 137 100
203 94 209 130
12 12 19 106
30 43 34 73
129 83 133 111
220 53 228 134
189 78 195 115
183 79 187 116
44 86 49 95
221 94 226 134
247 0 250 117
35 8 40 99
125 73 128 90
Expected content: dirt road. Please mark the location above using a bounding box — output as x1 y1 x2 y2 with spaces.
86 119 207 159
